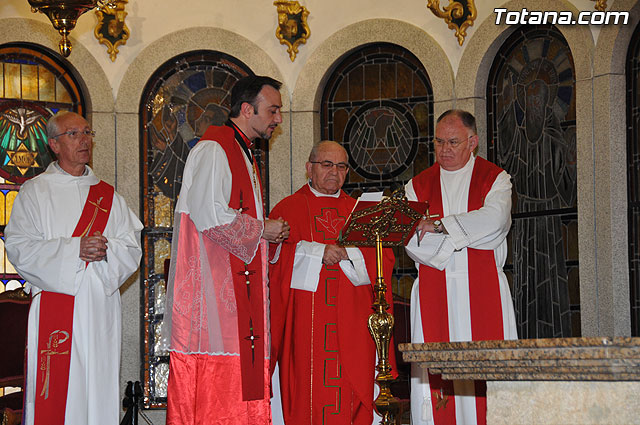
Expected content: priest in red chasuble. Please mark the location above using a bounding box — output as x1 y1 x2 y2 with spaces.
405 110 517 425
269 141 396 425
161 76 290 424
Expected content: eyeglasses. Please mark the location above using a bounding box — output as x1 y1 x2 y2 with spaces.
310 160 349 171
52 129 96 140
433 135 473 148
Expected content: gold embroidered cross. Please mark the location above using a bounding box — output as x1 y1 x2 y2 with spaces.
39 330 70 399
434 389 449 410
80 196 107 236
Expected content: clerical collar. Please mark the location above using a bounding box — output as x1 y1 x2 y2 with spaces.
440 154 476 175
54 161 89 176
226 119 254 164
308 182 340 198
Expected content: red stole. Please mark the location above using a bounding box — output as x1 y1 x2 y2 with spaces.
412 157 504 424
34 180 114 425
200 125 265 401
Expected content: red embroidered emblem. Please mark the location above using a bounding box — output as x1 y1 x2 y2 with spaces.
314 208 346 240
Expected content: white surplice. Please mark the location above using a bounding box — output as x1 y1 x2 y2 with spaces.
160 138 267 356
404 155 517 425
5 163 143 425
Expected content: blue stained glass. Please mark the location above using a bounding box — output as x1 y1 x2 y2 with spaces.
184 73 207 94
5 58 37 65
140 51 254 409
515 102 524 125
0 106 54 182
559 68 573 82
542 39 550 57
557 86 573 105
487 25 578 339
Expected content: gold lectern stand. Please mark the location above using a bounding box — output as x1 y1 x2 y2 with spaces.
339 189 429 424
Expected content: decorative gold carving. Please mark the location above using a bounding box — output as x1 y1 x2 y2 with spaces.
427 0 477 46
28 0 120 57
274 0 310 62
592 0 608 11
339 189 426 247
0 287 30 301
94 0 130 62
339 188 429 424
367 236 398 425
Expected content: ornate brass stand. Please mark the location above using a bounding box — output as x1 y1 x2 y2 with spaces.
339 189 429 424
368 232 398 424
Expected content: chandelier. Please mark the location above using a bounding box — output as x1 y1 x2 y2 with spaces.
27 0 125 57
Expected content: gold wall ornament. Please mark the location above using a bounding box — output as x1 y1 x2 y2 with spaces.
274 0 310 62
94 0 130 62
27 0 118 57
427 0 477 46
592 0 608 11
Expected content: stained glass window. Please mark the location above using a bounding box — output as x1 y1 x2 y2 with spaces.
487 25 578 338
321 43 434 302
140 51 257 408
320 43 433 408
626 24 640 336
0 43 84 294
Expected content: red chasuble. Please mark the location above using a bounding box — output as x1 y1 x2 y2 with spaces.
269 185 396 425
34 180 114 425
411 156 504 425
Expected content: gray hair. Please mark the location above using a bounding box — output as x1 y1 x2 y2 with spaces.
308 140 349 162
46 110 76 139
436 109 477 135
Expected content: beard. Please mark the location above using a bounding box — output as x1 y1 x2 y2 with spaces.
254 124 277 141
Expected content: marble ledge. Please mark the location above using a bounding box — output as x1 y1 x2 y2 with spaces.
398 337 640 381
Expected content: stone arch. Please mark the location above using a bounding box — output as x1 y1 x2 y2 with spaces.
290 18 453 192
456 0 593 157
115 27 288 113
294 18 453 112
593 0 640 336
458 0 594 100
114 27 290 208
0 17 116 187
0 18 113 113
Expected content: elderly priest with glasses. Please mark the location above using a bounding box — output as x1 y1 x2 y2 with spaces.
268 140 396 425
404 109 517 425
5 111 143 425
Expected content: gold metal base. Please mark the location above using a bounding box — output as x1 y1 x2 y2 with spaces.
368 234 400 424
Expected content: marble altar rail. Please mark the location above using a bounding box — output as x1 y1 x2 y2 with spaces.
398 337 640 381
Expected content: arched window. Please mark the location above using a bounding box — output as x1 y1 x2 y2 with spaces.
487 26 578 339
139 51 255 408
626 23 640 336
320 43 433 406
0 42 85 400
0 43 85 294
321 43 434 301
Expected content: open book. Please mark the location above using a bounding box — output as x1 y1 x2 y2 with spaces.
338 190 429 247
